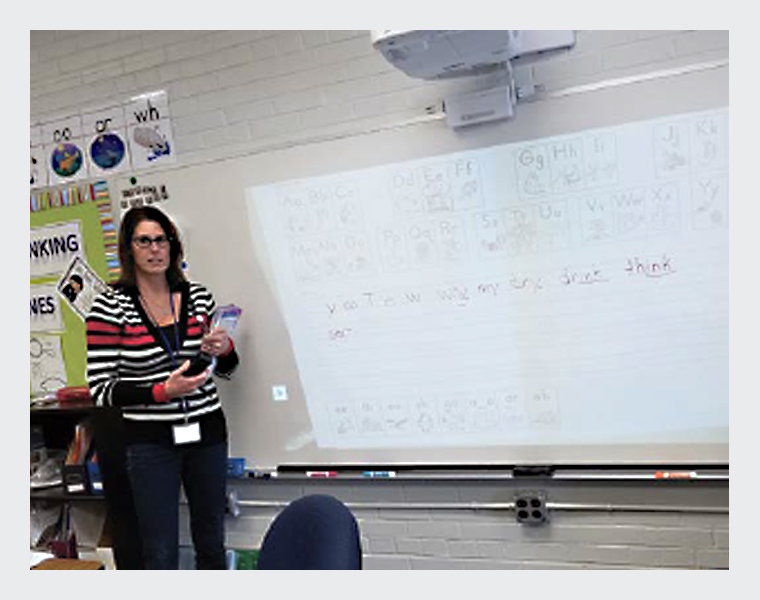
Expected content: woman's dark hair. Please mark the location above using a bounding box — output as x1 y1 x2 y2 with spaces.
114 206 186 290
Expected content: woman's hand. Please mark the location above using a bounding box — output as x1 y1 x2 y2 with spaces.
164 360 211 399
200 327 231 357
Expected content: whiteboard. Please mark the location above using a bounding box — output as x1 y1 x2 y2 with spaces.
246 107 728 462
148 65 728 469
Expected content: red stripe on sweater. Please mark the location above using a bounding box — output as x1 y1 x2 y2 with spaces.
122 334 156 346
186 325 204 336
87 334 122 346
86 321 120 333
88 333 156 346
124 324 149 335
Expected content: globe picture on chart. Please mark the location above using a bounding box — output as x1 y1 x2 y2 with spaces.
90 133 126 169
51 143 83 177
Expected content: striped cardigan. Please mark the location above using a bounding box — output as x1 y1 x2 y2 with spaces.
86 281 238 426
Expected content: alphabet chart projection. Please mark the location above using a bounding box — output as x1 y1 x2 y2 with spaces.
246 108 728 456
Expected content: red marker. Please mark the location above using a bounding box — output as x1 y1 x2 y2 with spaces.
654 471 697 479
306 471 337 478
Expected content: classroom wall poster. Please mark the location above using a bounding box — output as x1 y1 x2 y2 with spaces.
41 115 90 186
126 91 176 169
30 283 64 333
57 255 109 320
30 220 84 279
30 191 118 393
30 148 47 189
30 334 68 395
30 123 48 189
81 103 132 178
30 89 176 193
112 174 172 215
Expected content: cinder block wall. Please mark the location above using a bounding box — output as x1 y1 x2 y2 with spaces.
206 477 728 569
31 30 729 167
31 30 729 569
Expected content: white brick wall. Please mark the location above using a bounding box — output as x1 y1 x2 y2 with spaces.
31 30 729 570
31 30 728 169
201 478 728 570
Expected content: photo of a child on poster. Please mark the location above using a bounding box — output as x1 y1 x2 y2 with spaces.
56 256 108 320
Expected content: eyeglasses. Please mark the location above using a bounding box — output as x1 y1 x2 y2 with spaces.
132 235 171 249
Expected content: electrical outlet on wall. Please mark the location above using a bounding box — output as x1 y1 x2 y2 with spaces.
514 491 549 525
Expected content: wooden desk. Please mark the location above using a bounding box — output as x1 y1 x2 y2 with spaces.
32 558 104 570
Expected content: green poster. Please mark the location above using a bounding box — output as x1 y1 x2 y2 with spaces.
30 183 117 394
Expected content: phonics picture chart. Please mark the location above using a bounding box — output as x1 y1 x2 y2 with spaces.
247 108 728 457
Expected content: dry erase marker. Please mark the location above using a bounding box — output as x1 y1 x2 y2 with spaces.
306 471 337 478
654 471 697 479
363 471 396 478
248 470 278 480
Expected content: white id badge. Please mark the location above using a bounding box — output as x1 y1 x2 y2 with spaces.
172 422 201 445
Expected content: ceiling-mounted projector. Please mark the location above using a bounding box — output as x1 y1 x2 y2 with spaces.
371 30 575 80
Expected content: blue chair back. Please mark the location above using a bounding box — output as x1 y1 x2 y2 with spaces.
257 494 362 570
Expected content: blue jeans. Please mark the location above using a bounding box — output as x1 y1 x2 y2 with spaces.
126 441 228 570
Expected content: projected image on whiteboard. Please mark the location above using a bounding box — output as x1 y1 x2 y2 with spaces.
246 108 728 451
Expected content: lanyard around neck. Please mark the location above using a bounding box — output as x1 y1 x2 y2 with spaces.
141 291 180 369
